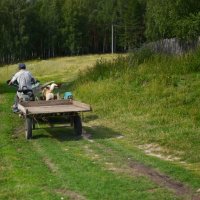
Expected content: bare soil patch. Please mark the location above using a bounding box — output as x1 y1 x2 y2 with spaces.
129 161 200 200
43 158 58 173
55 188 86 200
138 143 181 161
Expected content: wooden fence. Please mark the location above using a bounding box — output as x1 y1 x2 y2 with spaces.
144 38 200 55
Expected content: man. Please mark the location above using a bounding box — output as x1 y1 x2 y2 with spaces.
9 63 36 112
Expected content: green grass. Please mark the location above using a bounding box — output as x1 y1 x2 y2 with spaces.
0 90 178 200
0 54 118 83
0 53 200 199
73 50 200 165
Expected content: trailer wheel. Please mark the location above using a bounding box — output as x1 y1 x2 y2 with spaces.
32 119 35 130
25 117 32 140
70 116 74 127
74 114 82 136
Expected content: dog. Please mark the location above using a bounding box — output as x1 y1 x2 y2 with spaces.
42 83 58 101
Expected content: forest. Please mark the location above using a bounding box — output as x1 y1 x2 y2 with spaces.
0 0 200 64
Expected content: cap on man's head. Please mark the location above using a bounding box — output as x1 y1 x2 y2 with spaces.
18 63 26 70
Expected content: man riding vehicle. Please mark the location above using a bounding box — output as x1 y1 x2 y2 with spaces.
8 63 37 113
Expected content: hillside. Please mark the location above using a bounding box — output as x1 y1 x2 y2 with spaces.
73 49 200 166
0 52 200 199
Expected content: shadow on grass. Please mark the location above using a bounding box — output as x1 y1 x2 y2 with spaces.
85 126 123 140
82 114 99 123
32 124 122 142
0 82 16 94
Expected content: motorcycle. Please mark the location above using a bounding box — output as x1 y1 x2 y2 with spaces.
7 79 40 112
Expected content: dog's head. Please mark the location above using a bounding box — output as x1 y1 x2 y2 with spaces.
50 83 58 91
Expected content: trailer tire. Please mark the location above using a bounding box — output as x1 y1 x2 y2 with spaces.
32 119 35 130
74 114 82 136
70 116 74 127
25 117 32 140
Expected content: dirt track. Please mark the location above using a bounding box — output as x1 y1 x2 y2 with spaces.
129 161 200 200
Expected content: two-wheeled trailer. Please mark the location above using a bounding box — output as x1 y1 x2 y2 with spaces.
18 99 92 139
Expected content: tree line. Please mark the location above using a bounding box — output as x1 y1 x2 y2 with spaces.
0 0 200 64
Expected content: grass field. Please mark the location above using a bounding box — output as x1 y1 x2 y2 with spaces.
0 53 200 200
0 54 118 83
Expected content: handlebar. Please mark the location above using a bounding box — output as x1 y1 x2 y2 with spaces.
6 79 18 88
6 79 40 88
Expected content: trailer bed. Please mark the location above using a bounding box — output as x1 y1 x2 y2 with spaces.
18 100 91 115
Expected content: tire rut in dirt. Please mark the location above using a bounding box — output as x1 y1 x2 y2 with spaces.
130 161 200 200
84 140 200 199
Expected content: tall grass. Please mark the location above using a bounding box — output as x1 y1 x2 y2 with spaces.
76 48 200 85
0 54 118 83
73 48 200 164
